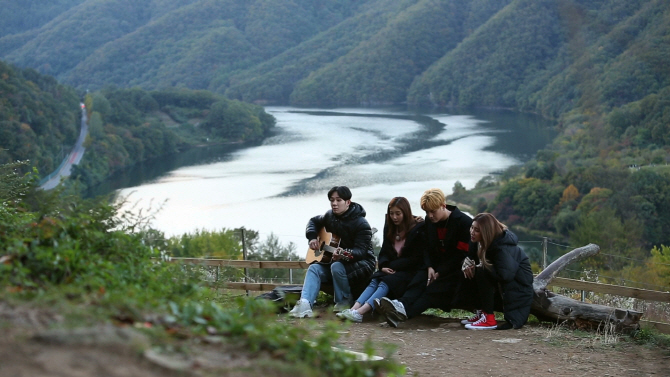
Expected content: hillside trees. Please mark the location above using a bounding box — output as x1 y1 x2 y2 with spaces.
71 87 274 189
3 0 667 119
203 99 265 140
224 0 402 103
0 0 85 38
408 0 564 108
0 61 79 176
1 0 366 92
291 0 512 105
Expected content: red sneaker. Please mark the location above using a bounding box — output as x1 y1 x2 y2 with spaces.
465 312 497 330
461 310 482 325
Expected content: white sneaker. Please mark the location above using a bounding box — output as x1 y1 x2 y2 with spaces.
336 308 350 319
379 297 407 327
288 299 313 318
333 303 349 313
339 309 363 323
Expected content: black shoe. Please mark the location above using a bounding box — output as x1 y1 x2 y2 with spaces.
384 312 402 328
373 298 384 315
379 297 408 321
495 322 513 330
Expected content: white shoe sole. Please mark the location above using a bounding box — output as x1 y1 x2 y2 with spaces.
379 298 407 321
288 310 313 318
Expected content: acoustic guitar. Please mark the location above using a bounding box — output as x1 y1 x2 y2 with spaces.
305 228 353 264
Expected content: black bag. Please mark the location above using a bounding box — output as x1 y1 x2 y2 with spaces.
255 285 303 313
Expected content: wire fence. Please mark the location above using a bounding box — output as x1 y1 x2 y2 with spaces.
246 229 670 292
169 228 670 329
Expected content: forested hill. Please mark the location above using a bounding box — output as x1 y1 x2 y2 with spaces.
0 60 275 189
0 60 80 175
2 1 667 113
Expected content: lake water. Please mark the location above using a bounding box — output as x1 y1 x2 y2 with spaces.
111 107 556 257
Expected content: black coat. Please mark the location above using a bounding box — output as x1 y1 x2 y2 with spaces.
372 217 427 298
305 202 376 286
423 205 474 293
483 230 534 328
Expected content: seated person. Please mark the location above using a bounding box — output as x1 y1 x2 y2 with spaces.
377 188 473 327
461 213 534 330
289 186 376 318
337 197 426 322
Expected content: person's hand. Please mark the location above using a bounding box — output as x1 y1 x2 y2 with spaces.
381 267 395 274
332 248 342 261
462 257 476 279
463 265 475 279
427 267 439 286
309 239 319 250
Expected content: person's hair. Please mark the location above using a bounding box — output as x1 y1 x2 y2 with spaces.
327 186 352 201
385 197 416 241
472 213 507 269
420 188 445 212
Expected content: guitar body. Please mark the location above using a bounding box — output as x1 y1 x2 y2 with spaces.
305 228 352 264
305 228 336 264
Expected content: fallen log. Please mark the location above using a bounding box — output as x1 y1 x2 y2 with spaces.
531 243 643 332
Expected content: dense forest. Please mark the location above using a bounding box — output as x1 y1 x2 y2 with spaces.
0 60 80 175
75 86 275 188
1 0 669 287
0 61 275 189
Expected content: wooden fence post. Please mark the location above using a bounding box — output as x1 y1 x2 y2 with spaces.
241 227 249 296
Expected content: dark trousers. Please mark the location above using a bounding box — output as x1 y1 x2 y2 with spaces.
473 266 498 313
398 270 458 319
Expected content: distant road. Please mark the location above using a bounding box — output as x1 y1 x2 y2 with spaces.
40 106 88 190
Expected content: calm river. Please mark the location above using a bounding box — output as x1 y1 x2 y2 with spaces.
110 107 556 257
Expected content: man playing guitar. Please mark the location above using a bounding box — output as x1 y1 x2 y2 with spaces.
289 186 376 318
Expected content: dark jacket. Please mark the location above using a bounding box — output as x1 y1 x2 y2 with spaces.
305 202 376 286
372 217 427 298
423 205 474 281
483 230 534 328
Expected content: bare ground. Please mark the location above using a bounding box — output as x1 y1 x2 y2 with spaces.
323 311 670 377
1 302 669 377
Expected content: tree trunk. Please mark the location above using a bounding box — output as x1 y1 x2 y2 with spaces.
531 243 642 332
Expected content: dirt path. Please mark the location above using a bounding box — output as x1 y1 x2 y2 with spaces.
313 312 670 377
2 301 669 377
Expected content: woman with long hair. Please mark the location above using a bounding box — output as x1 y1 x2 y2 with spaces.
461 213 534 330
338 197 426 322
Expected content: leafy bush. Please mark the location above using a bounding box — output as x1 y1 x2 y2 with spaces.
0 167 403 376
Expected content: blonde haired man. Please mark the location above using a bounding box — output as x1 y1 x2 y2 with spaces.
378 188 474 327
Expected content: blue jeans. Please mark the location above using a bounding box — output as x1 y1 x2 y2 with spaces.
355 278 389 310
301 262 352 306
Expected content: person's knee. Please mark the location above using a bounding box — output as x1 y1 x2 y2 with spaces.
330 262 346 275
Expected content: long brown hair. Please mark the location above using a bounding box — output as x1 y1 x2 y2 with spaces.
385 197 416 241
472 213 507 269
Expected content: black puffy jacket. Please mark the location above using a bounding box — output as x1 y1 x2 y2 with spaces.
424 206 474 280
305 202 376 286
485 230 534 328
372 217 427 297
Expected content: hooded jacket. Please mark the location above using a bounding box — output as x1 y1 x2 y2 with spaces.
372 217 427 297
305 202 376 286
484 230 534 328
